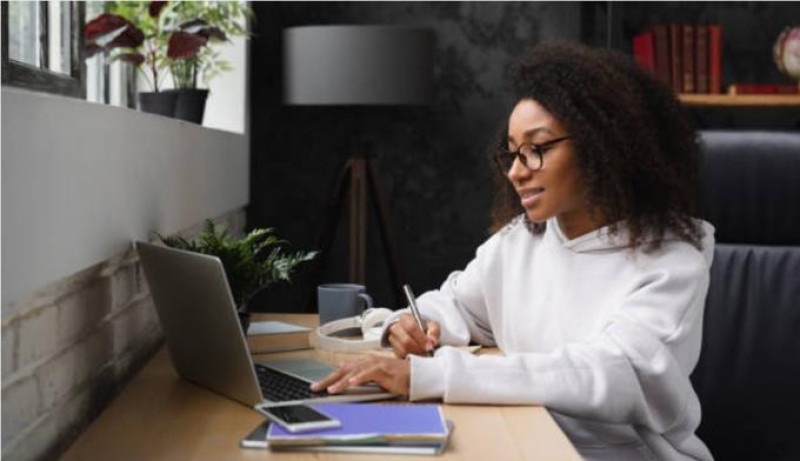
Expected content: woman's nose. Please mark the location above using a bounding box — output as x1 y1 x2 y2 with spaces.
507 156 531 183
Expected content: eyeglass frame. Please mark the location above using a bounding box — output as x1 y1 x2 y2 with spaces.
493 135 571 173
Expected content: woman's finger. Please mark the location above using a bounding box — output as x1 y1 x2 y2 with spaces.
390 321 426 355
310 366 346 392
348 365 386 388
399 314 430 349
388 334 408 359
349 359 409 395
426 320 441 348
327 369 363 394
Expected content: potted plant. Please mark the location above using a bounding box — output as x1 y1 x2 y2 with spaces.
84 1 252 122
156 220 317 331
167 1 252 122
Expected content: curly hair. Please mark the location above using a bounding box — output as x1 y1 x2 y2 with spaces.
489 41 704 251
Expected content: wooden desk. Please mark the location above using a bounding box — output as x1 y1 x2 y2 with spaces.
63 314 580 460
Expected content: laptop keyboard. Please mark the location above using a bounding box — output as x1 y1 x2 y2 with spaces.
254 363 329 402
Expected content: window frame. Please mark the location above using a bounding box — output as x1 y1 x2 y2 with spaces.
1 1 86 98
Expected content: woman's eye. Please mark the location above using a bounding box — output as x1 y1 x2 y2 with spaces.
538 143 556 153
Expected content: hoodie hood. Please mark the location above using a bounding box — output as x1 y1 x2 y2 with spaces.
547 217 716 263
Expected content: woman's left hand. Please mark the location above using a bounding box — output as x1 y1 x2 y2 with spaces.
310 355 411 396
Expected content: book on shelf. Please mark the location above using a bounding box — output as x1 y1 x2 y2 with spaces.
682 24 695 93
669 24 683 93
633 32 656 75
695 25 709 94
650 24 671 87
246 321 312 354
708 24 722 94
265 403 452 455
634 23 723 95
727 84 799 95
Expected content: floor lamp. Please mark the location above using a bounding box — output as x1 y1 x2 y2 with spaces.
283 25 433 306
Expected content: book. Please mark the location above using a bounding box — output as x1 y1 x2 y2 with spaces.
266 403 450 451
667 24 682 93
650 24 671 88
682 24 695 93
633 32 656 75
709 24 722 94
695 25 709 94
269 421 454 456
727 84 799 95
246 321 312 354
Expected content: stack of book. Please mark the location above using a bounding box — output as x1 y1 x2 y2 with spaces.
265 403 452 455
246 320 312 354
632 24 723 94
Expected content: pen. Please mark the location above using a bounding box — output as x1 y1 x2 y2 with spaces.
402 284 434 357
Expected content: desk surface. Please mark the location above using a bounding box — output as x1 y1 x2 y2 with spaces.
63 314 580 460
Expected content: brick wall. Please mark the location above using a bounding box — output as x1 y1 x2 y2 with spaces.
1 209 246 461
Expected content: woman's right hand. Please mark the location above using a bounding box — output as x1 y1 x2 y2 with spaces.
387 313 440 358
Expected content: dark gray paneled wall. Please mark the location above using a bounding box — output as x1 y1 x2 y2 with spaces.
248 2 582 311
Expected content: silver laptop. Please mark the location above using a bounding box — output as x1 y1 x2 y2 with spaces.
136 241 393 408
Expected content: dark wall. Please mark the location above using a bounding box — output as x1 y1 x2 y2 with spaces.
248 2 582 311
247 2 798 313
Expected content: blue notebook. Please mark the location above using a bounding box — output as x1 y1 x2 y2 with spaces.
266 403 449 447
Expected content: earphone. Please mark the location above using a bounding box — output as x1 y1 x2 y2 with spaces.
314 307 394 352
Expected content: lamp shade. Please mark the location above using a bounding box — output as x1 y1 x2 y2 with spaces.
283 25 433 105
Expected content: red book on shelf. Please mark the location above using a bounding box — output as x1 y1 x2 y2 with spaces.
727 84 799 95
682 24 695 93
695 25 709 94
669 24 682 93
633 32 656 75
650 25 671 88
708 24 722 94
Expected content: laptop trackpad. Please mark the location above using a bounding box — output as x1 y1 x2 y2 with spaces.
258 358 335 383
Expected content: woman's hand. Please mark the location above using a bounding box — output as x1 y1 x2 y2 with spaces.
387 314 440 358
310 355 411 396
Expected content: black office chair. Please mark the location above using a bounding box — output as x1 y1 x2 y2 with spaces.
691 130 800 461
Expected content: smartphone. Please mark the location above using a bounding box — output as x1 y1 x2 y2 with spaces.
256 404 341 433
240 420 270 449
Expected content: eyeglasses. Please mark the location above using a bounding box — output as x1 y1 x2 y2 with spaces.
493 135 571 173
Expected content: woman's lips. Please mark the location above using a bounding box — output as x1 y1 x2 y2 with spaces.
519 187 544 207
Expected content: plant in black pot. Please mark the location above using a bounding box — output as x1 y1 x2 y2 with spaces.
156 220 316 332
167 1 252 123
84 1 251 123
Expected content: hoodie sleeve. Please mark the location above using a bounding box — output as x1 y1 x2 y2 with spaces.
409 245 711 435
380 236 499 348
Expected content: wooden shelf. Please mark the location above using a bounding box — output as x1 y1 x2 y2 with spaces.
679 94 800 107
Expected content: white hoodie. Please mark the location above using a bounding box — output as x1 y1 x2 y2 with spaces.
383 216 715 461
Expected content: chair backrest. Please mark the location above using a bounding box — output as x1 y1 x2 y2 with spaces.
691 130 800 461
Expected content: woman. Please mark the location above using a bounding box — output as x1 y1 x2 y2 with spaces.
312 41 715 460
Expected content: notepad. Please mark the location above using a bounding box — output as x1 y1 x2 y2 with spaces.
266 403 449 451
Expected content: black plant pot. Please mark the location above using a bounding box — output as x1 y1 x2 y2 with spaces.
173 89 209 124
138 91 178 117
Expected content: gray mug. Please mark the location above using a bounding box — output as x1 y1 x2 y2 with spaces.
317 283 374 325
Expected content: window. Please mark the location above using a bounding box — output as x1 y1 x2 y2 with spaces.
84 1 135 108
1 1 86 98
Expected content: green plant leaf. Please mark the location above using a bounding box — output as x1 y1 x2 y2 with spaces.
156 219 316 308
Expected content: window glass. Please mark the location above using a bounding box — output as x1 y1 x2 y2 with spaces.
8 1 41 68
85 1 106 103
47 1 72 74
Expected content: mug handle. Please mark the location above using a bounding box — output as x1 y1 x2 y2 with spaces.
357 293 374 311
